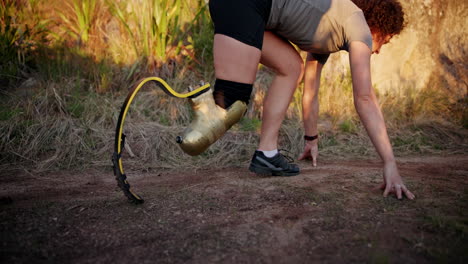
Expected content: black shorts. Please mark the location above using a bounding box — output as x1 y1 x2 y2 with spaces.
209 0 272 50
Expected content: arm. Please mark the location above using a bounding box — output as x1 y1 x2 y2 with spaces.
349 42 394 163
298 53 324 166
303 53 323 137
348 41 415 199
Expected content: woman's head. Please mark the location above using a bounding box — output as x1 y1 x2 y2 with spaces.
351 0 405 53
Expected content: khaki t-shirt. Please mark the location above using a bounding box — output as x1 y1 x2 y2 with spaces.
266 0 372 64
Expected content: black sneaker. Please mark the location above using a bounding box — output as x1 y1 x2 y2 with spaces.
249 150 300 176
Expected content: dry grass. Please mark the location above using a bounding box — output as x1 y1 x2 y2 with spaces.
1 68 467 173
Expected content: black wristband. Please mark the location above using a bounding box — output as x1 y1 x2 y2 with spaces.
304 135 318 141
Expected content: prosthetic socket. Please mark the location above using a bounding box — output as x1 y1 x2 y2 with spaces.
176 89 247 156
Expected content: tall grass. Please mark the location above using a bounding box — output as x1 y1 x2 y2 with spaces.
0 0 48 87
58 0 97 45
106 0 182 67
16 0 213 94
104 0 211 70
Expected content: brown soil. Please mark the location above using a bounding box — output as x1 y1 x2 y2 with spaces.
1 156 467 263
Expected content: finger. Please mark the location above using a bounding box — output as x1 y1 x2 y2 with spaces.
383 183 392 197
406 190 416 200
396 185 403 200
402 185 415 200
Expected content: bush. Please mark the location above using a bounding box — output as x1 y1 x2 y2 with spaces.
0 0 48 88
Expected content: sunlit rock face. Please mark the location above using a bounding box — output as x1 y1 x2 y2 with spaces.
322 0 467 100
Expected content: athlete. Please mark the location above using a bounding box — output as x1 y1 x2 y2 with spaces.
209 0 415 199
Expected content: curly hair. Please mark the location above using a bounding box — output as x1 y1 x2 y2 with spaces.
351 0 405 36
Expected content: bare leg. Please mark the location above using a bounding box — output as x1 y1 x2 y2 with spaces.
213 34 261 83
258 31 304 151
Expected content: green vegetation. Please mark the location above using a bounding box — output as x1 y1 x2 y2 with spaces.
0 0 466 171
0 0 48 86
58 0 97 44
239 117 262 132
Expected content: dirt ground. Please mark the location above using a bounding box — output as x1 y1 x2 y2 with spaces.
1 155 467 263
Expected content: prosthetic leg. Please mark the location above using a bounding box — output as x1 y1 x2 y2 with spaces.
112 77 246 203
176 88 247 155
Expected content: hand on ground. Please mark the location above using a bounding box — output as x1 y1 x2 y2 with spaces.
378 161 415 200
298 140 318 167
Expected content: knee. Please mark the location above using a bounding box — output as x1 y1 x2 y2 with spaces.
275 55 304 83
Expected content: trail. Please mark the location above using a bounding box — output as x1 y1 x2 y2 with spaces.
1 156 467 263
